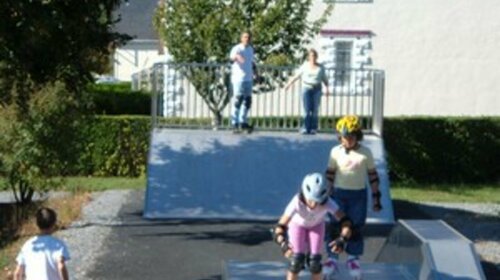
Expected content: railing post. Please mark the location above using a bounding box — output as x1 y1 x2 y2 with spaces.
150 65 158 128
372 70 385 136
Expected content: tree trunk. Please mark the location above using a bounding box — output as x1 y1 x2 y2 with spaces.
211 110 223 130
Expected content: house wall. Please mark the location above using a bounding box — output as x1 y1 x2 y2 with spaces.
113 40 166 81
310 0 500 116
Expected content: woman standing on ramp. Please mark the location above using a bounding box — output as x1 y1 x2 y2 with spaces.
285 49 330 135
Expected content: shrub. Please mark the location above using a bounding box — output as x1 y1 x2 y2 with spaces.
0 81 83 204
76 116 151 177
384 117 500 184
88 83 151 115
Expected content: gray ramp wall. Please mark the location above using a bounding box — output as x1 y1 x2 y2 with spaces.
144 129 394 223
376 220 486 280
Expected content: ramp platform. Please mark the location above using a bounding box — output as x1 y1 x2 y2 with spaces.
144 129 393 223
224 261 417 280
224 220 486 280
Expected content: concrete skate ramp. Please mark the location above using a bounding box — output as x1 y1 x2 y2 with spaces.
144 128 394 223
376 220 486 280
224 220 486 280
224 261 415 280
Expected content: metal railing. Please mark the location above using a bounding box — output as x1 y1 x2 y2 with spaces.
132 62 385 135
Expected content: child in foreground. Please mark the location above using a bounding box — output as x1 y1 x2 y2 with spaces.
14 207 70 280
272 173 353 280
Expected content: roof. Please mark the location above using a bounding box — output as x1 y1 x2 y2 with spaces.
320 29 375 37
114 0 159 40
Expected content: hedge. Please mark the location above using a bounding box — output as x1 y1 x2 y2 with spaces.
75 116 151 177
384 117 500 184
88 83 151 115
72 116 500 184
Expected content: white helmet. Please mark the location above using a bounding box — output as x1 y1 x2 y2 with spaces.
301 173 328 203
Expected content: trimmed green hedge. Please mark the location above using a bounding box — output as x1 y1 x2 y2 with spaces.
72 116 500 184
384 117 500 184
76 116 151 176
88 83 151 115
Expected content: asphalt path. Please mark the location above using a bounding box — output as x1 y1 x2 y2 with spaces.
87 191 497 280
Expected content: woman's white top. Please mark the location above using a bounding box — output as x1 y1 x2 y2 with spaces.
298 62 327 89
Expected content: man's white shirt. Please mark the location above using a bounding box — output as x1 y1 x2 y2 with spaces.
230 43 254 83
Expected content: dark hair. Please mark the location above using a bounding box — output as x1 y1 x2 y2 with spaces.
308 48 318 58
337 130 363 142
36 207 57 230
241 30 252 38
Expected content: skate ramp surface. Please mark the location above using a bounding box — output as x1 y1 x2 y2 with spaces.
224 220 486 280
224 261 415 280
144 128 394 223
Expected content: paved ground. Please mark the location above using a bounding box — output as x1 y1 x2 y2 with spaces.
85 191 417 280
3 189 497 279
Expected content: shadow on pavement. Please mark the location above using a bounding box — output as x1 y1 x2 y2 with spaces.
85 191 499 279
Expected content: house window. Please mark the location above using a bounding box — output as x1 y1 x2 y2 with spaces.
334 41 353 87
319 30 374 93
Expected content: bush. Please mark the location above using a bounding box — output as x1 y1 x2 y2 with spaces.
76 116 151 177
88 83 151 115
384 117 500 184
0 81 84 203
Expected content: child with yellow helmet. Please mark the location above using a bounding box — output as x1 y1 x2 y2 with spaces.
323 115 382 280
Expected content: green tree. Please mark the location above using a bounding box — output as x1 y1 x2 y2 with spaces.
154 0 333 125
0 82 84 204
0 0 129 205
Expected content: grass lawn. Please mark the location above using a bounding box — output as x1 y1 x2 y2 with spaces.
61 176 146 192
0 176 146 192
1 177 498 203
391 183 500 204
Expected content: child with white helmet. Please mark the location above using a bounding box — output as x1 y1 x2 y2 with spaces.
272 173 353 280
323 115 382 280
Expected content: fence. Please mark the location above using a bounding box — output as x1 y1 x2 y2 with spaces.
132 62 385 135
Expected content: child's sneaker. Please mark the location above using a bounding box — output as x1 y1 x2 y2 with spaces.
346 258 362 279
322 258 339 279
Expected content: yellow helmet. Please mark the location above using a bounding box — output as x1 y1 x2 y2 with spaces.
336 115 362 136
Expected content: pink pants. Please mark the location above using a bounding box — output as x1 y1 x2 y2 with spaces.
288 222 325 255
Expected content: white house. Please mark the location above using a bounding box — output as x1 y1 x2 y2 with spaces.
310 0 500 116
113 0 167 82
118 0 500 117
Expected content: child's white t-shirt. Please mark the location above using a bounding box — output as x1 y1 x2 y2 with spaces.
16 235 70 280
327 144 376 190
284 194 339 228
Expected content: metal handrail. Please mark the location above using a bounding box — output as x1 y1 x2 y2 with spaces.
133 62 385 134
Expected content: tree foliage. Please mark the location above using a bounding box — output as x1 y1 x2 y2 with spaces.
0 0 129 204
0 82 84 203
0 0 129 92
154 0 333 124
155 0 332 64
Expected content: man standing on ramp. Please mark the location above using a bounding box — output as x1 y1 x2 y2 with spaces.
230 31 257 133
